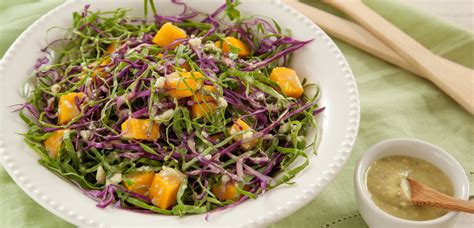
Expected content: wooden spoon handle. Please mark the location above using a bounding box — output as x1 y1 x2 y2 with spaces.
284 0 474 80
325 0 474 114
283 0 422 77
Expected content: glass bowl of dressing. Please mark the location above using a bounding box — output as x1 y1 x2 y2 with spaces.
355 138 470 228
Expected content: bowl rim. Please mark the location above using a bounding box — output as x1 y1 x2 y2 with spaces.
355 138 470 225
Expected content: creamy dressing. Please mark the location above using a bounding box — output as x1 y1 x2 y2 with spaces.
366 156 454 221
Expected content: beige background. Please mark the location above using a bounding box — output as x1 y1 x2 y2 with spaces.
399 0 473 31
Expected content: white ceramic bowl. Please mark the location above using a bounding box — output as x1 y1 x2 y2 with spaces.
355 138 470 228
0 0 359 227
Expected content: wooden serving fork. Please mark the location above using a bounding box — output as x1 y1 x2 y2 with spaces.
323 0 474 114
284 0 474 114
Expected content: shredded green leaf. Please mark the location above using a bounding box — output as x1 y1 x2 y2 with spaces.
18 0 322 216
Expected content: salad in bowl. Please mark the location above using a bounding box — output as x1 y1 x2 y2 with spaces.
17 0 322 216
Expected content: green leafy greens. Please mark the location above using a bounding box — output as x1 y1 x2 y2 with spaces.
18 0 322 216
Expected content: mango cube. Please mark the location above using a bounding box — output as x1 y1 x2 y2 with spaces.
44 129 67 159
121 118 160 141
165 71 204 98
228 118 257 150
88 57 111 78
215 37 250 57
269 67 304 98
105 43 118 54
149 167 184 210
123 172 155 196
152 22 187 49
180 62 191 71
211 181 239 201
86 42 114 79
191 102 218 119
191 85 218 118
58 92 84 125
193 85 216 102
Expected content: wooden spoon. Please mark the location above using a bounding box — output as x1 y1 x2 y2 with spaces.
324 0 474 115
407 178 474 213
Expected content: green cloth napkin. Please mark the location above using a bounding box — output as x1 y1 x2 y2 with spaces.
1 1 472 227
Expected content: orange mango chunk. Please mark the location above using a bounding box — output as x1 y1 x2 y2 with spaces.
193 85 217 102
121 118 160 141
215 37 250 57
123 172 155 196
165 71 204 98
58 92 84 125
180 61 191 71
105 43 118 55
191 102 218 119
269 67 304 98
88 57 112 78
149 167 185 210
228 118 258 150
191 85 218 118
152 22 187 49
211 181 239 201
44 129 67 159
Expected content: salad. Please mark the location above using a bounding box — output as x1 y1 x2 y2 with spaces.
18 0 323 216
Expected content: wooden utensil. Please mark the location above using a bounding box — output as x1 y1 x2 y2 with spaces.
322 0 474 114
407 178 474 213
284 0 474 80
283 0 421 77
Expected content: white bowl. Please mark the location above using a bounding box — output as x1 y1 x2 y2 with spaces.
0 0 360 227
355 138 470 228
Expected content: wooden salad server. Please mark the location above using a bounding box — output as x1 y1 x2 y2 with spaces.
297 0 474 114
283 0 422 76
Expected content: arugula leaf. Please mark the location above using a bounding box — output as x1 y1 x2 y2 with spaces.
225 0 241 21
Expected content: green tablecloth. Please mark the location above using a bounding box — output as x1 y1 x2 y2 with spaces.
1 1 472 227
